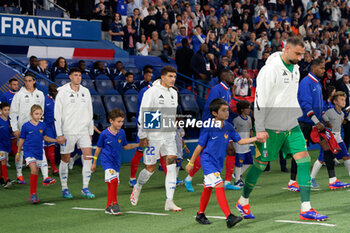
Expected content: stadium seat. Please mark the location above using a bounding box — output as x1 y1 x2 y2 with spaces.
36 78 50 87
126 67 140 75
55 73 69 79
95 75 115 94
123 90 138 121
55 78 70 86
82 73 91 80
179 89 200 118
81 79 96 92
91 94 108 128
104 93 135 128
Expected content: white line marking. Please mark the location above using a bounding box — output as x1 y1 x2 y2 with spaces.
205 216 226 219
196 184 204 186
275 220 336 227
282 188 321 191
43 203 56 206
72 207 169 216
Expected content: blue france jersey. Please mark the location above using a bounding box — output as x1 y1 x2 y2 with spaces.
97 127 127 172
0 90 16 105
0 117 11 152
198 121 241 175
202 82 232 121
20 121 46 160
44 94 55 126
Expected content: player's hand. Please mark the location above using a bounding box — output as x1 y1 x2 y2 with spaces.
139 138 149 147
13 130 20 138
91 163 96 172
15 153 20 162
256 131 269 143
186 163 193 173
184 147 190 154
57 136 66 145
315 122 325 132
325 121 332 129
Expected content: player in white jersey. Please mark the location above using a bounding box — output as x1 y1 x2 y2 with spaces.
311 91 350 188
130 66 182 211
54 67 95 199
233 100 253 188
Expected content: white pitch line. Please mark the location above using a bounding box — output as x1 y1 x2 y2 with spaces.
205 216 226 220
281 187 321 191
275 220 336 227
72 207 169 216
43 203 56 206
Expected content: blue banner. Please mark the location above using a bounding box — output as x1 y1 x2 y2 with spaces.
0 14 101 41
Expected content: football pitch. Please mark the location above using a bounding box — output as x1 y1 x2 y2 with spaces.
1 150 350 233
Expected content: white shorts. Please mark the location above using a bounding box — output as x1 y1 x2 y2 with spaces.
105 169 119 183
25 157 43 168
60 135 91 154
204 172 223 188
0 151 8 161
143 138 177 165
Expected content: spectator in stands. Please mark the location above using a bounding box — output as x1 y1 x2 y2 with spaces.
109 13 124 48
120 72 138 93
323 69 335 89
93 0 112 40
193 4 206 29
149 31 164 57
92 61 111 78
254 12 270 36
116 0 128 23
127 0 138 16
160 22 176 57
191 25 206 54
51 57 68 81
140 0 149 19
278 10 291 24
257 51 270 71
206 32 220 57
182 10 194 36
246 32 260 70
339 55 350 76
25 56 40 75
175 38 193 87
175 27 188 49
158 11 170 33
233 68 252 97
226 50 238 71
142 6 157 38
190 43 211 98
38 60 51 80
123 16 137 55
133 8 142 40
137 69 152 91
299 51 313 80
172 19 183 36
78 60 90 76
136 34 151 56
218 55 230 73
113 61 127 79
240 22 251 42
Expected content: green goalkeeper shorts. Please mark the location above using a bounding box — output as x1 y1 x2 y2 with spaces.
254 125 307 162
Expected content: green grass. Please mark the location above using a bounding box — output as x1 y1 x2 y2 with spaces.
1 150 350 233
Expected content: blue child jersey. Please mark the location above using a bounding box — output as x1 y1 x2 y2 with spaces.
20 121 47 160
0 90 16 105
0 117 11 152
198 121 241 175
44 94 55 126
202 82 232 121
97 127 127 172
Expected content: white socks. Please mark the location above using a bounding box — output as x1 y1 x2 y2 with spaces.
15 151 23 177
329 177 337 183
301 202 311 212
59 160 68 190
136 168 153 190
82 159 92 189
344 160 350 175
311 160 323 179
165 164 176 200
242 164 250 174
40 154 49 180
185 175 192 182
289 179 296 185
239 196 249 206
235 167 242 183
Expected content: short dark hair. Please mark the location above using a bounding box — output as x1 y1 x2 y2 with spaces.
69 67 81 75
29 56 37 61
25 72 36 79
116 61 122 65
209 98 228 117
237 100 251 114
161 66 177 76
219 69 232 80
325 85 336 100
125 72 133 77
0 102 10 110
78 60 85 65
108 108 126 120
310 58 324 69
9 78 18 84
287 36 305 47
143 65 153 73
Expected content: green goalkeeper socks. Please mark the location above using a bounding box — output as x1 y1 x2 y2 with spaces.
296 156 311 202
242 161 266 198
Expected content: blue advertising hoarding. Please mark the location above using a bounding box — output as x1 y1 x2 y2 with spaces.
0 14 101 41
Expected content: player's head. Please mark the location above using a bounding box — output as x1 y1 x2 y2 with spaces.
69 67 82 86
209 98 229 121
325 85 336 100
310 58 325 79
30 104 43 122
24 73 36 90
283 36 305 64
108 108 126 130
125 72 134 83
8 78 19 92
160 66 177 88
237 100 251 115
0 102 10 118
48 83 58 99
220 69 234 86
29 55 38 66
143 70 153 82
331 91 346 108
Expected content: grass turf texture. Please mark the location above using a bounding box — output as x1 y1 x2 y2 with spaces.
1 150 350 233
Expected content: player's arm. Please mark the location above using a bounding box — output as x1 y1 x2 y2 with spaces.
87 92 94 136
43 136 57 143
182 138 190 154
237 137 257 145
15 138 25 162
185 144 203 173
123 143 140 150
54 91 65 144
91 147 102 172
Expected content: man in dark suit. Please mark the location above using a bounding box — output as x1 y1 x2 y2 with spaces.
175 39 193 87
